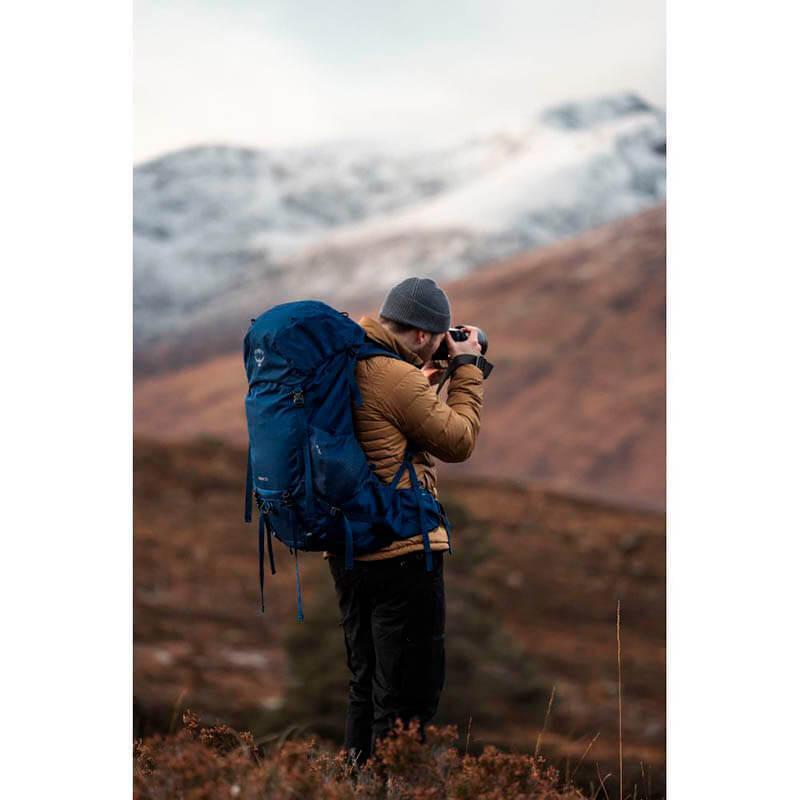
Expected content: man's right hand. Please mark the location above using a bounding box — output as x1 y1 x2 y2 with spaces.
447 326 482 358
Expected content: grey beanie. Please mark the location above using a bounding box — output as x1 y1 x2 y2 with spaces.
379 277 451 333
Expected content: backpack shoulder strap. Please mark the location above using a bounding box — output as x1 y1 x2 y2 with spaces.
349 339 406 408
357 337 405 362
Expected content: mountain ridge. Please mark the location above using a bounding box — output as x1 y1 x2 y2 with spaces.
134 92 665 375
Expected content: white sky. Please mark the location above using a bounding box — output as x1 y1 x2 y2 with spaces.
134 0 665 163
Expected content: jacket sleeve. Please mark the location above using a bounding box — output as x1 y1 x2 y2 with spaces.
378 362 484 463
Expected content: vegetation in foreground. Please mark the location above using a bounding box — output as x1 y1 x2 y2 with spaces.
134 711 584 800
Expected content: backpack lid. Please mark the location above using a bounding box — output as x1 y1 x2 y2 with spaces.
245 301 365 382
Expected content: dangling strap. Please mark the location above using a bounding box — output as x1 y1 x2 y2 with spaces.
258 512 266 612
266 516 276 576
244 445 253 523
406 453 433 572
293 534 304 622
257 508 278 613
342 512 355 571
294 552 304 622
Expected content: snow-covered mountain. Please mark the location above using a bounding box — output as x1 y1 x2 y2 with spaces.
134 93 665 371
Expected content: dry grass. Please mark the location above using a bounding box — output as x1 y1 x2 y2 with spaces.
617 601 623 800
535 685 557 759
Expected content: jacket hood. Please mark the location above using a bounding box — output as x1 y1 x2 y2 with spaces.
359 316 424 368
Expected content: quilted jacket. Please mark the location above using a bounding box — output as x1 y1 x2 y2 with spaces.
323 315 484 561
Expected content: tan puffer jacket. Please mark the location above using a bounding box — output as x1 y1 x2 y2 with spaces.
323 315 484 561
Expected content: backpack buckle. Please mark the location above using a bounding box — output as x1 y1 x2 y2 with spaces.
255 495 273 515
292 390 304 407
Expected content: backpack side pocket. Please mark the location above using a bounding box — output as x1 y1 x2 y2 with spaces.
308 425 372 506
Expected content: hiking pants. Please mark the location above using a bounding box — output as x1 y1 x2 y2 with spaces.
327 549 446 766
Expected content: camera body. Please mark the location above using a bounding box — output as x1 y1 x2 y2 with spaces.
432 325 488 362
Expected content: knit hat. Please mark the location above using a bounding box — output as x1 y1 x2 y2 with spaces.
379 277 451 333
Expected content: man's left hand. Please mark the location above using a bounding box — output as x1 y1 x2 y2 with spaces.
421 363 446 387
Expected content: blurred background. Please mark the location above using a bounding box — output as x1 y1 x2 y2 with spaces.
133 0 665 795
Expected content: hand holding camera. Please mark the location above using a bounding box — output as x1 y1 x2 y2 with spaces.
446 325 483 359
432 325 488 362
428 324 494 393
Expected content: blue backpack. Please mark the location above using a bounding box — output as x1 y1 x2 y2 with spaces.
243 300 452 620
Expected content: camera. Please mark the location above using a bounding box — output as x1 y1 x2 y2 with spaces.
431 325 489 362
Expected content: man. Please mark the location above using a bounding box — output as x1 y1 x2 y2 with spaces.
325 276 484 768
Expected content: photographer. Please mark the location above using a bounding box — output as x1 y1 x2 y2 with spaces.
325 276 484 768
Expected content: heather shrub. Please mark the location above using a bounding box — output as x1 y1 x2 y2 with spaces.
134 711 262 799
133 711 583 799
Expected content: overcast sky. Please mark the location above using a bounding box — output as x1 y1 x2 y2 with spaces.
134 0 664 163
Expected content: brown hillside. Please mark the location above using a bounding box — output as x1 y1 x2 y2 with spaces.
135 206 664 510
134 438 665 795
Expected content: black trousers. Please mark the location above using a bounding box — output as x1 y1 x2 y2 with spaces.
328 549 446 765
